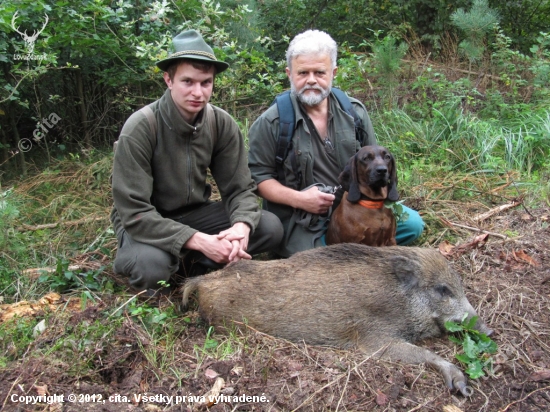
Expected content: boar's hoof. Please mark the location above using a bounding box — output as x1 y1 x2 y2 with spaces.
441 362 472 397
455 380 474 397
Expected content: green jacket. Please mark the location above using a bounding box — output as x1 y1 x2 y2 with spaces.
248 91 377 256
111 89 260 257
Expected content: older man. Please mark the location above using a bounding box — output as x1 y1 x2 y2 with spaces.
248 29 423 257
111 30 283 294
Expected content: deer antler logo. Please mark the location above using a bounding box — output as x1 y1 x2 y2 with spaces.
11 12 49 55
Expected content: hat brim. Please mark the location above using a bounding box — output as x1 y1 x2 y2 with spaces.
156 55 229 73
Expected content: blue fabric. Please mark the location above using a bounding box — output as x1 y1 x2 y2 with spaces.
396 205 424 245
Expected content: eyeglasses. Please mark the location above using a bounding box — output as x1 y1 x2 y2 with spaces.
324 137 335 154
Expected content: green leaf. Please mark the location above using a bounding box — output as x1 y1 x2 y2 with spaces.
464 315 479 330
463 334 481 358
476 335 498 354
448 335 463 344
445 320 463 332
456 353 474 364
204 338 218 349
465 360 486 379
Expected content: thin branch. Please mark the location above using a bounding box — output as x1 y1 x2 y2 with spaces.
0 71 33 103
473 200 522 222
498 386 550 412
442 219 512 240
17 216 107 232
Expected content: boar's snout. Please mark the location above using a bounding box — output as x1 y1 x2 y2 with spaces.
458 298 492 336
474 318 493 336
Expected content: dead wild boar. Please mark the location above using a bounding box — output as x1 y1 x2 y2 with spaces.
182 243 492 396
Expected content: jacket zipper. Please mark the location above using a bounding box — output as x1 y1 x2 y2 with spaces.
186 127 195 204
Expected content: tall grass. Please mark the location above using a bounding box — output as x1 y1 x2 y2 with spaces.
375 108 550 177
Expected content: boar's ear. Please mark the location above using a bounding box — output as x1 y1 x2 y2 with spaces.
390 255 421 291
387 153 399 202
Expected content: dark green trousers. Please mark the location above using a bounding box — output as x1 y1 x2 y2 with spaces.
113 202 283 291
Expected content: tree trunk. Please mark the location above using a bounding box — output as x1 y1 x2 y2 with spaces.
8 109 26 177
0 126 8 166
76 69 90 148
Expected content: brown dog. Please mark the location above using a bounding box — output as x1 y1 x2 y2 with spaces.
326 145 398 246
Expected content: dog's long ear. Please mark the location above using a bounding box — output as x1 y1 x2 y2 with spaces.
338 163 352 192
387 153 399 201
347 154 362 203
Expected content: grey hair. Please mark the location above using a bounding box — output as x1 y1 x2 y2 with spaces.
286 30 338 70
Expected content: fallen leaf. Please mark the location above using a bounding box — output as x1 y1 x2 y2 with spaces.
529 370 550 382
375 389 388 406
471 233 489 246
439 234 488 257
439 240 454 256
201 377 225 407
513 249 540 267
34 384 48 396
205 368 219 379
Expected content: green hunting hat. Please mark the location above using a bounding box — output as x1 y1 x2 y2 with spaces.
156 30 229 73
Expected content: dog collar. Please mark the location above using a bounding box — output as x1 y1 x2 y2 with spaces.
358 199 385 209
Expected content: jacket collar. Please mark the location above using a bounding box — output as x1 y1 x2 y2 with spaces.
158 88 207 136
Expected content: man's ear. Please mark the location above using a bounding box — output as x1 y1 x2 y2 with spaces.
163 72 172 89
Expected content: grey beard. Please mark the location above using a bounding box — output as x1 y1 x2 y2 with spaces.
291 84 331 106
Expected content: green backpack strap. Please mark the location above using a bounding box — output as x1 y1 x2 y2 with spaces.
273 90 295 184
139 104 157 144
331 88 365 145
113 104 157 153
206 103 217 147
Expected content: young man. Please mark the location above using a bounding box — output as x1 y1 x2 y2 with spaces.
248 29 424 257
111 30 283 293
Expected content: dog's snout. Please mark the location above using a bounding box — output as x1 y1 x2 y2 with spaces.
375 166 388 175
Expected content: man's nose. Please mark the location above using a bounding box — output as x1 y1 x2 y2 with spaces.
191 82 202 95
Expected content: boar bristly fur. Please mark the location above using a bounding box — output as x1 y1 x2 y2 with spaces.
182 243 491 396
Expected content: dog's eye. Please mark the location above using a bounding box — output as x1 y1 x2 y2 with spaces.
360 154 372 162
384 154 391 161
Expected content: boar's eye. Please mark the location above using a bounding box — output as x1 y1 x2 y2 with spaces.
435 285 453 297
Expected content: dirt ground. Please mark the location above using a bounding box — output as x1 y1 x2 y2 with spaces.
1 205 549 412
